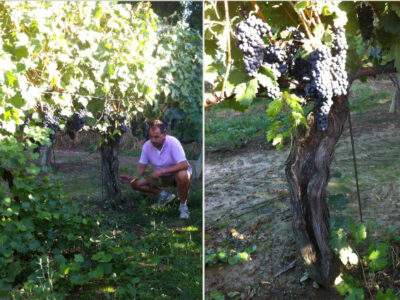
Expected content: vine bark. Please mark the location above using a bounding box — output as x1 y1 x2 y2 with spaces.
100 140 122 204
285 95 349 286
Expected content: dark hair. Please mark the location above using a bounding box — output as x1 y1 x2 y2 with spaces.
149 120 166 134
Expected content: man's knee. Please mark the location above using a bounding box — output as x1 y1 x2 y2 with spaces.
175 170 190 185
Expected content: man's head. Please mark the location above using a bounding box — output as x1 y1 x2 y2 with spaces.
149 120 167 149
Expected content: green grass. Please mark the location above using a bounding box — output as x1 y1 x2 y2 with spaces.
205 99 274 151
206 83 393 152
59 164 202 299
120 149 142 157
349 83 392 114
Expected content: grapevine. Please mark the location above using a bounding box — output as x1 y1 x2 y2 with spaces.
234 12 349 131
66 109 87 140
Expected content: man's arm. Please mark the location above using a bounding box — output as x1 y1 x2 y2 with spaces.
137 163 147 176
151 161 188 179
129 163 147 183
160 161 188 175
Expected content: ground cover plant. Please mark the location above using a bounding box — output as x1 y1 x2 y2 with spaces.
205 1 400 298
0 1 202 298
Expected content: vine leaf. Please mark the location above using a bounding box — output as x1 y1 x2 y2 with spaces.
391 3 400 19
294 2 308 11
234 78 258 106
313 23 325 40
255 73 275 89
390 42 400 72
266 98 284 121
7 94 25 109
366 243 388 271
380 12 400 35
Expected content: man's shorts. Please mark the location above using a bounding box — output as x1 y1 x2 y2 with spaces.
146 170 191 188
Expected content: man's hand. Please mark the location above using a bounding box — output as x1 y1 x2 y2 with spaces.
151 169 163 180
119 174 135 184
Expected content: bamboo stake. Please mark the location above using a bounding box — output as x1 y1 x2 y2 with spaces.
220 0 232 100
347 109 363 223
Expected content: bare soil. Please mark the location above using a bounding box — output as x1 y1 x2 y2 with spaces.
205 79 400 299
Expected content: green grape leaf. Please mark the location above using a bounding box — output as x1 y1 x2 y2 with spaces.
228 255 238 265
376 289 398 300
322 5 332 16
295 2 308 10
236 252 249 262
266 98 284 121
255 73 275 89
380 12 400 35
349 220 367 244
390 42 400 73
210 290 225 300
12 46 29 60
313 24 325 40
92 265 104 279
74 254 84 263
366 243 388 271
7 94 25 109
234 78 258 106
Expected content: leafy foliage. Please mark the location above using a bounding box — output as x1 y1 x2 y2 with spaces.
205 245 256 266
0 2 202 298
0 1 201 142
330 212 399 299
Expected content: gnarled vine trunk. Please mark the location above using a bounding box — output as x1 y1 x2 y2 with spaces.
285 95 349 286
100 140 122 204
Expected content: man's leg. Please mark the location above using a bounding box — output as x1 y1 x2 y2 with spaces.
131 179 162 195
174 170 191 205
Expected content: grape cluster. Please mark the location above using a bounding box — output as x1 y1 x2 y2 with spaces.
304 26 348 131
130 118 138 136
170 119 178 131
284 26 305 41
235 15 271 76
330 26 348 97
306 47 335 131
115 117 128 144
142 122 150 139
42 104 60 142
235 14 349 131
66 109 86 140
356 4 374 41
289 57 312 83
263 44 288 78
103 103 112 122
162 117 169 130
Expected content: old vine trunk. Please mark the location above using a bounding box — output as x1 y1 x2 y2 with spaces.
100 140 122 204
285 95 349 286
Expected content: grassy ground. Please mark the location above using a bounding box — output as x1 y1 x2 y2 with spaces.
53 150 202 299
205 98 274 151
205 82 393 152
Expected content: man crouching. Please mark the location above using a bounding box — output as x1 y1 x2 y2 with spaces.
119 120 191 219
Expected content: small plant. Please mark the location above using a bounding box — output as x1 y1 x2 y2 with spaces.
330 215 400 299
205 245 257 266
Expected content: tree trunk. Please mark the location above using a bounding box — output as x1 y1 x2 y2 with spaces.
285 95 349 286
389 74 400 114
100 140 122 204
40 145 52 167
193 149 203 180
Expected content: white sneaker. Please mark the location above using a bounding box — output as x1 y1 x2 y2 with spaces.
153 191 176 207
179 205 190 219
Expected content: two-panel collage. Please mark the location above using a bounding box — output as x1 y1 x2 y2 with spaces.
1 1 400 299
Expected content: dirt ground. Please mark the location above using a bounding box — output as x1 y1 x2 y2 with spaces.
205 79 400 299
